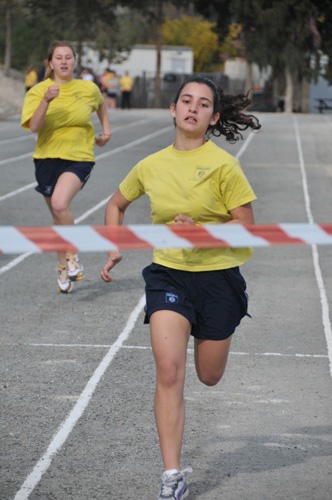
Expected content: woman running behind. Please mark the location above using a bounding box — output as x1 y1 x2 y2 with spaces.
22 40 112 293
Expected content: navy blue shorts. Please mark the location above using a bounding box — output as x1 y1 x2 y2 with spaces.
34 158 94 197
142 263 250 341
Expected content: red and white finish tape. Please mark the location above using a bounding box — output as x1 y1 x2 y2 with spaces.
1 224 332 254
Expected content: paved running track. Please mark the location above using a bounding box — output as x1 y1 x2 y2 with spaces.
1 108 332 500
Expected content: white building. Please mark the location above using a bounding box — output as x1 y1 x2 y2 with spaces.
224 57 272 88
81 44 193 78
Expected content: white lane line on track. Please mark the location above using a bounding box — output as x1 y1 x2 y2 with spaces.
293 116 332 380
0 118 152 168
0 118 252 201
0 252 33 275
0 181 36 201
0 116 249 199
0 118 152 200
6 343 329 358
13 294 145 500
0 134 34 146
0 125 172 275
0 151 33 166
235 129 256 159
0 116 146 147
11 125 258 499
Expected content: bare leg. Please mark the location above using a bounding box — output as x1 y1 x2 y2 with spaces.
194 335 233 386
44 172 83 265
150 310 191 470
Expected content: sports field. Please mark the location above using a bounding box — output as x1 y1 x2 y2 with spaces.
1 109 332 499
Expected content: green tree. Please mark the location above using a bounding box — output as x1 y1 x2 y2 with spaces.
0 0 14 75
117 0 189 106
0 0 121 72
229 0 325 112
220 23 245 60
192 0 232 44
162 15 219 72
26 0 118 68
316 0 332 83
0 0 43 72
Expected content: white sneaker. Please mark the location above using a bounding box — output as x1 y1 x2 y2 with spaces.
66 253 84 281
157 467 192 500
57 265 73 293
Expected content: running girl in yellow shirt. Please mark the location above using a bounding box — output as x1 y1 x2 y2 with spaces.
22 40 111 293
101 75 261 499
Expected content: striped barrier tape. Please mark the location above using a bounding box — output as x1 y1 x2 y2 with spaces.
1 224 332 254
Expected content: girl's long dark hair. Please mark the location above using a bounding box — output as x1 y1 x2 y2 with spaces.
173 75 261 143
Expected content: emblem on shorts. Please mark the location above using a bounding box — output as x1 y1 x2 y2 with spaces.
165 292 179 303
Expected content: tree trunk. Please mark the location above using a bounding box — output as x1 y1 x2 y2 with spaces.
76 40 83 73
245 60 253 93
284 66 294 113
4 0 12 77
154 0 163 108
301 78 310 113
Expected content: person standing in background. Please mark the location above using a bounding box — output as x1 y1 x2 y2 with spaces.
79 68 95 81
21 40 111 293
37 58 48 82
120 70 134 109
98 67 111 94
24 65 38 92
106 70 120 109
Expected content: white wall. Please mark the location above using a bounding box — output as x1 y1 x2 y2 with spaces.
224 58 272 87
81 44 193 78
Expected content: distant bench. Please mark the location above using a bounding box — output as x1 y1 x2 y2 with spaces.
315 98 332 113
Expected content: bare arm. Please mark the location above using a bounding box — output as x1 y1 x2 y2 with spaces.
29 84 59 133
172 202 255 226
95 101 112 147
228 202 255 224
100 189 132 282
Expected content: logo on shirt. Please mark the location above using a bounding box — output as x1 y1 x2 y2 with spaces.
165 292 179 304
193 166 210 180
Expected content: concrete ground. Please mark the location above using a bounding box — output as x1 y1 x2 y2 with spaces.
0 108 332 500
0 69 25 119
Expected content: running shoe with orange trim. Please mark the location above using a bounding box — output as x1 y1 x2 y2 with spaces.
57 265 73 293
66 253 84 281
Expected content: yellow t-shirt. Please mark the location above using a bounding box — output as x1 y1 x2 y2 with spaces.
120 75 133 92
25 70 38 88
119 140 257 271
21 78 104 161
